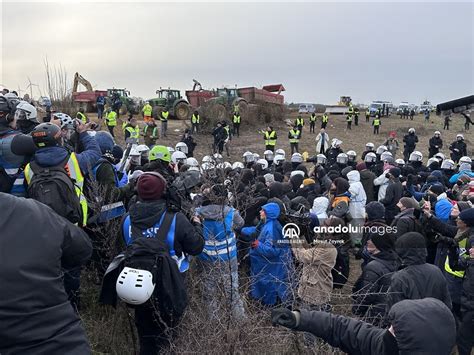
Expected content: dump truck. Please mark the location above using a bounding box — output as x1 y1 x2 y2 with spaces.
71 72 107 112
185 81 285 122
147 88 190 120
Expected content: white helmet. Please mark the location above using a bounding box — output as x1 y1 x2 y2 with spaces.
256 159 269 170
264 150 274 161
366 142 375 149
408 128 415 134
116 267 155 305
346 150 357 162
133 144 150 157
395 158 405 167
409 151 423 162
456 134 464 140
427 157 438 167
364 152 377 163
232 161 244 170
316 154 327 165
336 153 348 164
222 161 232 169
441 159 455 170
15 101 38 122
459 156 472 164
434 153 445 161
53 112 74 129
380 151 393 162
376 145 388 155
243 151 255 163
434 131 441 136
275 148 285 157
202 155 212 163
213 153 223 163
273 155 285 166
171 151 187 164
253 153 260 161
291 152 303 163
290 170 305 178
186 157 199 167
167 146 175 154
175 142 188 154
200 162 213 172
331 138 342 148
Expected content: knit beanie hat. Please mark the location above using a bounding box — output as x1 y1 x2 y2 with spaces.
365 201 386 220
371 233 394 251
137 172 166 201
459 208 474 227
356 162 367 171
399 197 419 210
429 184 445 196
389 167 401 178
303 178 315 186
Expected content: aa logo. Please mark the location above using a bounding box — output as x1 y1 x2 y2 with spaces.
282 223 300 239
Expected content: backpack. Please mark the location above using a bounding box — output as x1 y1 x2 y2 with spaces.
27 155 83 224
123 212 188 318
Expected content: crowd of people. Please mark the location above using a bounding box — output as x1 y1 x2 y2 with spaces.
0 90 473 355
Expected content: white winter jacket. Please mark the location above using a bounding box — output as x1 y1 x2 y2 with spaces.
347 170 367 219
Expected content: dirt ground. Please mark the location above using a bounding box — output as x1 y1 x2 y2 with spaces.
99 110 472 163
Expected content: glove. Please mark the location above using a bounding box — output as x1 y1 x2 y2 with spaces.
251 240 259 249
271 308 300 329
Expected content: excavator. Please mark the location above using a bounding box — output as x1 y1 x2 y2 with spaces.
72 72 107 112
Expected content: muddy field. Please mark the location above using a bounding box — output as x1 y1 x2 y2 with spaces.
99 110 472 162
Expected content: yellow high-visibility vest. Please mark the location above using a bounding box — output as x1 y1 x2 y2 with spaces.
296 118 304 126
289 129 300 143
264 131 277 146
373 118 380 126
77 112 87 124
125 126 140 140
142 104 152 117
347 115 353 122
143 125 158 138
445 238 466 278
161 111 169 121
233 114 241 124
24 152 88 226
322 115 329 123
310 114 316 122
106 111 117 127
192 114 200 124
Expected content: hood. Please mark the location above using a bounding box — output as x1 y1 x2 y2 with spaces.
262 202 280 220
388 298 456 355
196 204 232 220
34 146 69 167
333 177 350 195
129 200 167 230
395 232 427 266
372 249 399 264
310 196 329 216
269 182 284 198
347 170 360 183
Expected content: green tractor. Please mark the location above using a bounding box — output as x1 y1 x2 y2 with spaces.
148 89 190 120
107 88 138 115
203 88 248 120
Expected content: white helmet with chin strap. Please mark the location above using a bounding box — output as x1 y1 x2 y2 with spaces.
116 267 155 305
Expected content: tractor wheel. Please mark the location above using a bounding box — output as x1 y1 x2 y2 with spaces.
236 100 248 118
120 106 128 115
174 102 190 120
208 103 227 121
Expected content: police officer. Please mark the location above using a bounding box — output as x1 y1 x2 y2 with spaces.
295 115 304 135
372 114 381 135
191 110 200 134
233 112 241 137
105 108 117 138
309 112 316 133
264 126 277 152
124 117 140 144
160 107 169 138
321 112 329 129
288 125 301 154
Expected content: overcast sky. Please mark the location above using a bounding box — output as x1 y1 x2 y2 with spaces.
1 1 473 105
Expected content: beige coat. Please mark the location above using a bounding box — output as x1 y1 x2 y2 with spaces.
292 242 337 305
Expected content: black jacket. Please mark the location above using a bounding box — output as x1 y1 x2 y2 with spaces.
448 228 474 313
391 208 423 239
360 169 376 202
297 297 455 355
449 140 467 161
0 193 92 354
353 250 399 321
428 136 443 156
403 133 418 150
387 236 452 312
128 200 204 258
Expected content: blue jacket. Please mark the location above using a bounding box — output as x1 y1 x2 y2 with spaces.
242 202 293 305
449 171 474 185
33 132 101 175
407 182 443 201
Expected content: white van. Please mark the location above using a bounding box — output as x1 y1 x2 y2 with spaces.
298 104 315 114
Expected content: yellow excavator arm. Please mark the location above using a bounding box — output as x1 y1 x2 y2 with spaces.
72 72 93 93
